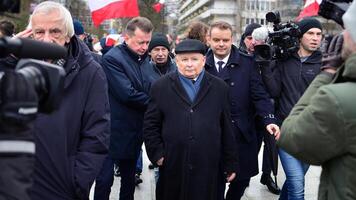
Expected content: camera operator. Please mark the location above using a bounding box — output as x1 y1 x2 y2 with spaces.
0 1 110 200
239 23 281 195
259 17 323 199
278 1 356 199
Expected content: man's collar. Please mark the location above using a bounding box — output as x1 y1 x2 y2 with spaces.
214 53 230 64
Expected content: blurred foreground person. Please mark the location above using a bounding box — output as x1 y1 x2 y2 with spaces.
278 2 356 200
144 39 238 200
7 2 110 199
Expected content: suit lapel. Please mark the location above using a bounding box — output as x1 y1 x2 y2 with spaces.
169 72 192 105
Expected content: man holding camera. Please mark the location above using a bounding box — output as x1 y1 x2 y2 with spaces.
260 17 323 199
278 1 356 199
239 23 281 195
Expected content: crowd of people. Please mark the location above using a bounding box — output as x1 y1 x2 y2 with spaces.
1 1 356 200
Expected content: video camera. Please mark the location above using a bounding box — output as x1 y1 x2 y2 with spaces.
0 36 66 128
254 11 301 63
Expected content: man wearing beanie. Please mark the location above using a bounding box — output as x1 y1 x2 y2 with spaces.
147 33 176 76
260 17 323 199
239 23 282 195
239 23 261 55
144 39 238 200
278 1 356 200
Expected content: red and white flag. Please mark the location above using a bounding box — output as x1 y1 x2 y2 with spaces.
88 0 139 27
296 0 322 21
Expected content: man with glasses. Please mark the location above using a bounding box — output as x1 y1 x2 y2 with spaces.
5 1 110 200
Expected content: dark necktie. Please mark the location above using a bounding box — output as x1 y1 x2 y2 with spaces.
217 61 224 72
191 79 196 84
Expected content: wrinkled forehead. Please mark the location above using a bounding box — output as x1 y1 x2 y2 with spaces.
31 9 65 29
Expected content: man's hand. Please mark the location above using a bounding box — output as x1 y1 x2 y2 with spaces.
321 33 344 72
156 157 164 166
266 124 280 140
226 172 236 183
14 29 33 39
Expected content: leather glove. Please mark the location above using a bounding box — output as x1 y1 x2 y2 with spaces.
321 33 344 69
0 70 38 132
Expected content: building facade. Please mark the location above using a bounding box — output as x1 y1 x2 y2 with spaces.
176 0 304 44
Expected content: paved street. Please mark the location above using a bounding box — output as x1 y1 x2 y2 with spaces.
90 146 321 200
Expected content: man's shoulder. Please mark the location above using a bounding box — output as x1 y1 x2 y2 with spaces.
205 72 229 89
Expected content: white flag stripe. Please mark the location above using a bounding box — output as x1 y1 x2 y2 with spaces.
88 0 123 11
304 0 315 8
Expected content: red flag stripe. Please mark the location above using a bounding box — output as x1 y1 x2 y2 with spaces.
90 0 139 27
296 0 321 21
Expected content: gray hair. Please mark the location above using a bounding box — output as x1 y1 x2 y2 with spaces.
29 1 74 38
251 27 269 42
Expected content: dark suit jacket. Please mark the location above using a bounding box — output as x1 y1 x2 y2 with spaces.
144 71 238 200
205 45 276 179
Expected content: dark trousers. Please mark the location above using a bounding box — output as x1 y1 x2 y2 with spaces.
94 156 137 200
225 179 250 200
257 129 272 175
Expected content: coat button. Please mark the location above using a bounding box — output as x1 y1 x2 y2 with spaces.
188 164 193 170
231 64 235 68
231 120 235 123
190 109 194 113
189 136 194 141
230 82 235 86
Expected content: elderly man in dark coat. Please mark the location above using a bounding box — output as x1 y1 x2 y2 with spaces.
1 1 111 200
144 39 238 200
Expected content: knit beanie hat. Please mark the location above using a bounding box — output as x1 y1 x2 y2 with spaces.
148 33 170 52
297 17 322 37
244 23 262 37
73 19 84 35
342 1 356 43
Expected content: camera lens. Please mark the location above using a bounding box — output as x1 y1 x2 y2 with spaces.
17 66 47 97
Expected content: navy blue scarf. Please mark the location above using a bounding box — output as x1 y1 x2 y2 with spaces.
178 70 205 102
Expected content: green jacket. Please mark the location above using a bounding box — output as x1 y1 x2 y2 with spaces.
278 53 356 200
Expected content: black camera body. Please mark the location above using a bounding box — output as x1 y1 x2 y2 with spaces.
0 36 66 128
254 11 301 63
15 59 65 113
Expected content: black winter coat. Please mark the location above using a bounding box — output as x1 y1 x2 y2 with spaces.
30 37 110 200
144 72 238 200
260 51 322 120
205 46 276 179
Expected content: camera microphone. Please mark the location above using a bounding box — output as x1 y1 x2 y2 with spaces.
0 37 67 59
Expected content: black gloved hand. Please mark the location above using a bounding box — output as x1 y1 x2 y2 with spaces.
0 70 38 132
321 33 344 69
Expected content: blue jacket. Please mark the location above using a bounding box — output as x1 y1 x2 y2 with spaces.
102 43 154 160
205 45 275 179
30 37 110 200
